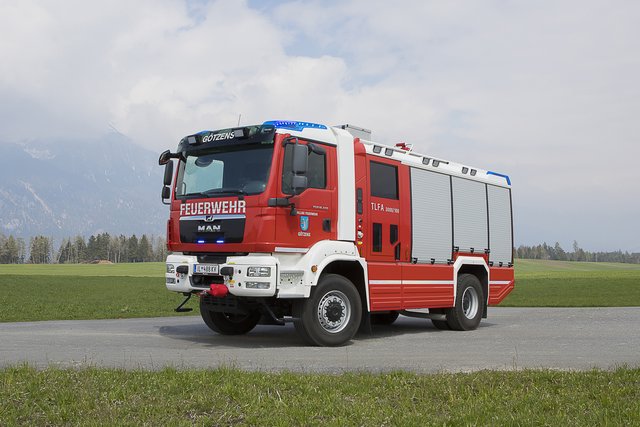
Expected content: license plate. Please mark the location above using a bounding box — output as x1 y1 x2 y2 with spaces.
194 264 219 275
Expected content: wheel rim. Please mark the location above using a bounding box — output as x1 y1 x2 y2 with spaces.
317 290 351 333
462 287 479 319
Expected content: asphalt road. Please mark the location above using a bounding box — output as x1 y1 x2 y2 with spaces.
1 307 639 373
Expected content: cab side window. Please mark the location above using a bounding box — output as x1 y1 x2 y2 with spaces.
282 143 326 194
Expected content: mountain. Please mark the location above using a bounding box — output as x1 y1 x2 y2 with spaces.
0 133 167 241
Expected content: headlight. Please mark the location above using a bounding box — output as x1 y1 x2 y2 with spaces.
166 264 175 274
245 281 270 289
247 266 271 277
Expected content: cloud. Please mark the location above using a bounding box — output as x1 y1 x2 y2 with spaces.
1 0 639 250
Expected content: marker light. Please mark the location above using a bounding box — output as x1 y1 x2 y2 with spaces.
247 266 271 277
262 120 327 132
245 282 270 289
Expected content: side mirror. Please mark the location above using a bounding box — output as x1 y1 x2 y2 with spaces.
291 175 308 195
159 149 171 165
292 143 308 174
161 186 171 200
163 162 174 186
291 143 308 195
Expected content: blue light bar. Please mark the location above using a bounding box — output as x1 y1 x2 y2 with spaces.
262 120 327 132
216 239 224 244
197 239 205 244
487 171 512 185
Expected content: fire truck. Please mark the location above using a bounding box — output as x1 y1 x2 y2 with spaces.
158 120 514 346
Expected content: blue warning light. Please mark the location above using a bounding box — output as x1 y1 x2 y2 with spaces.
263 120 327 132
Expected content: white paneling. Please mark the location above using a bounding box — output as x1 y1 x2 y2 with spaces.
488 185 513 264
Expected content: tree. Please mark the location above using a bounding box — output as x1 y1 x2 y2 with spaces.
138 234 152 262
127 235 139 262
572 240 586 262
153 236 167 262
73 235 87 263
57 238 72 264
16 237 26 263
554 242 567 261
29 236 52 264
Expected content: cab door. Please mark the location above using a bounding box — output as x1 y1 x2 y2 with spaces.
273 139 337 248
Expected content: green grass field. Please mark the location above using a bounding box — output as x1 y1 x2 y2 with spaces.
0 262 164 277
1 260 639 323
1 366 638 426
501 259 640 307
0 263 194 323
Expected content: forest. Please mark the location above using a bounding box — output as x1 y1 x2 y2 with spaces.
0 233 166 264
1 233 638 264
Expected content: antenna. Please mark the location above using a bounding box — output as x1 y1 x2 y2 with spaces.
237 114 242 126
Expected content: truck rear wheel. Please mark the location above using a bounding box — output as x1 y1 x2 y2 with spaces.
294 274 362 346
200 301 260 335
446 273 484 331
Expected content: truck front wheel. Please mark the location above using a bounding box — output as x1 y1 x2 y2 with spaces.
200 303 260 335
294 274 362 346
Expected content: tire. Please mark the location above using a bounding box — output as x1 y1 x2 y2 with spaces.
200 299 261 335
445 273 484 331
294 274 362 346
370 311 399 325
429 308 451 330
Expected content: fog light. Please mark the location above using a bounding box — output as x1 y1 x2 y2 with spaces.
245 281 270 289
247 266 271 277
166 264 175 274
166 277 176 284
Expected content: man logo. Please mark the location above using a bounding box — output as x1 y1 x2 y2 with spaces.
198 224 221 232
300 215 309 232
204 215 215 222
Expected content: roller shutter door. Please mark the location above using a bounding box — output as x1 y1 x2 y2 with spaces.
410 168 452 263
452 177 488 253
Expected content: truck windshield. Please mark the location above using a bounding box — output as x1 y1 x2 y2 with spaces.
175 145 274 198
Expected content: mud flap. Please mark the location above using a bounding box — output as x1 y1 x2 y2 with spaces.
358 311 372 334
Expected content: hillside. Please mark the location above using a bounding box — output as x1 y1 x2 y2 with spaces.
0 133 166 240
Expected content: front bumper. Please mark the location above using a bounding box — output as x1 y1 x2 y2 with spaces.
165 253 277 297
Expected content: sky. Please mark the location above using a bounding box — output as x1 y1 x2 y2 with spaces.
1 0 639 251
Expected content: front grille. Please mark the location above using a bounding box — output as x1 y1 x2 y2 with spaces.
196 254 228 264
180 217 246 244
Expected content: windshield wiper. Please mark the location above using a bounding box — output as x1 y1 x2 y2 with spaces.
204 188 248 196
179 188 247 199
179 191 209 199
